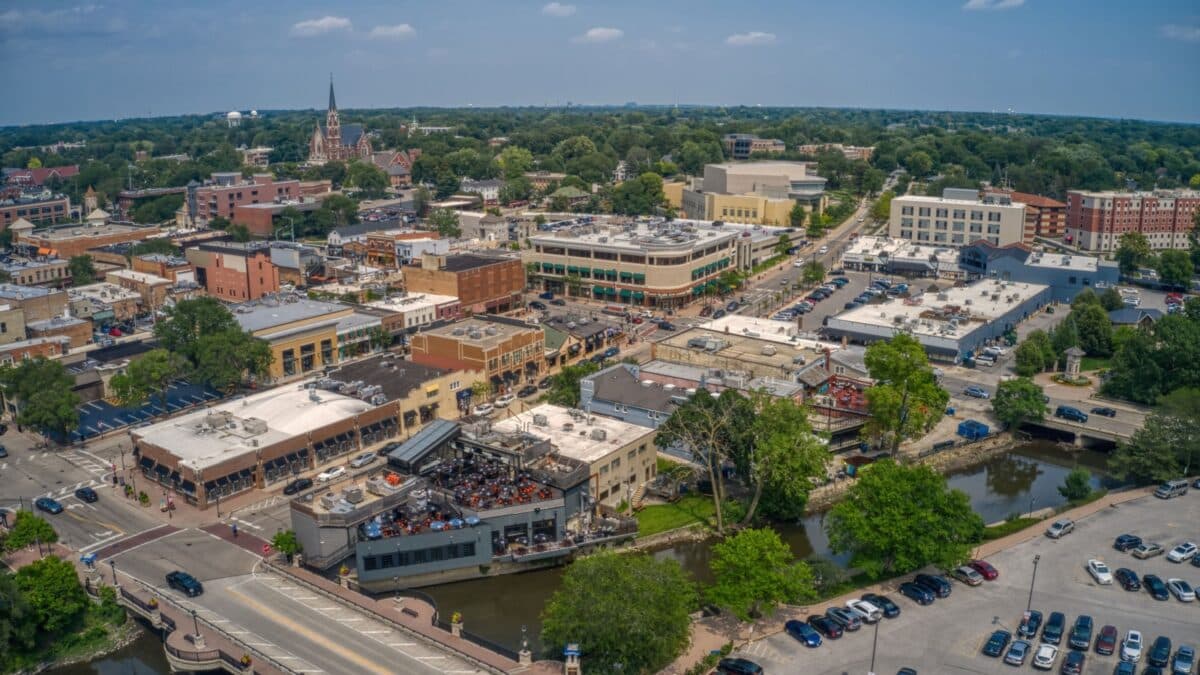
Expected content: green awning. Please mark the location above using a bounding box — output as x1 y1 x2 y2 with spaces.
593 285 606 294
542 263 553 272
605 287 617 296
692 286 704 296
632 291 645 300
593 268 605 277
606 269 618 278
567 266 579 273
619 271 633 280
553 264 565 273
632 272 645 282
619 288 632 298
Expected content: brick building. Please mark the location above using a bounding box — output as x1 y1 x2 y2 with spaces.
0 258 70 287
409 316 545 392
364 231 446 269
0 337 69 366
11 217 160 259
1 193 72 229
69 283 142 323
132 254 195 284
0 284 68 323
403 253 524 314
986 190 1067 243
1065 189 1200 252
231 201 322 238
188 172 301 226
26 316 91 348
105 269 173 311
186 242 281 302
0 305 27 346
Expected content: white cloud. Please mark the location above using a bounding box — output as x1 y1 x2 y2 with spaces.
290 16 352 37
1161 24 1200 42
572 27 623 44
369 23 415 40
541 2 576 17
0 4 124 36
725 31 776 47
963 0 1026 10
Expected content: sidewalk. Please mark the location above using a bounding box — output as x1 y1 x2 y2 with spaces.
662 485 1157 674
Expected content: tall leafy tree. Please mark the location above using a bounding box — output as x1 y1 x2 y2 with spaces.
610 172 665 215
1156 249 1194 288
110 349 188 409
1114 232 1152 274
540 553 696 675
427 207 461 238
1099 287 1126 311
741 396 830 523
789 202 807 228
862 334 949 454
707 528 817 620
2 511 58 552
0 358 80 438
826 460 984 577
152 298 271 390
1072 303 1113 356
14 557 88 634
545 361 600 408
67 255 96 286
1109 389 1200 483
991 377 1047 428
0 571 37 658
1014 329 1056 376
1102 328 1163 403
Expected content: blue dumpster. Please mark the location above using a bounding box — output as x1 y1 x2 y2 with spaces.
956 420 990 440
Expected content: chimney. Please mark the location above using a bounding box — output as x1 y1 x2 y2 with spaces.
824 347 832 373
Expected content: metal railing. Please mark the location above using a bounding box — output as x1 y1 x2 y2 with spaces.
433 618 522 661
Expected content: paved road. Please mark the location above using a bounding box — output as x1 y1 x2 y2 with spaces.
111 526 484 675
732 491 1200 674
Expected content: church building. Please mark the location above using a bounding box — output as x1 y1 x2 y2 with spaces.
308 78 372 164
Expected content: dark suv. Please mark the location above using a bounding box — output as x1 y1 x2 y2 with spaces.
717 658 762 675
1068 614 1093 650
898 582 934 605
1017 609 1043 638
165 570 204 597
913 573 952 598
1042 611 1066 644
1148 635 1171 667
1113 534 1142 552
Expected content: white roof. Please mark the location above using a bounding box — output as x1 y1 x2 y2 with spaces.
134 385 372 471
364 292 459 313
832 279 1047 338
492 403 655 464
106 269 172 285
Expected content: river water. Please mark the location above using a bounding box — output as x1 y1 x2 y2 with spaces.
63 442 1116 672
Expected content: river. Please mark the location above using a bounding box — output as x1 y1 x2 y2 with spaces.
62 442 1117 672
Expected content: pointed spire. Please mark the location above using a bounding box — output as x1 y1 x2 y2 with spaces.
328 74 337 111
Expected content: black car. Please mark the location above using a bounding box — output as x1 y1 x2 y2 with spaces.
517 385 538 398
717 658 762 675
1068 615 1093 650
825 607 862 632
549 298 566 306
1060 650 1085 674
1042 611 1066 645
1148 636 1171 667
1090 406 1117 417
74 486 99 503
537 377 552 389
861 593 900 618
913 573 952 598
283 477 313 495
0 444 6 458
1114 534 1143 551
1143 574 1170 600
983 629 1012 657
1114 567 1141 591
806 614 844 639
712 309 727 319
726 301 739 312
657 321 676 331
898 582 934 605
34 497 64 514
165 570 204 597
528 301 547 311
1018 609 1043 638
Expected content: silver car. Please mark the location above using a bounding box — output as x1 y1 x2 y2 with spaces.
349 452 377 469
1045 519 1074 539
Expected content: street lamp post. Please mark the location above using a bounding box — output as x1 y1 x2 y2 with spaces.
1026 554 1041 613
869 615 880 675
191 607 201 640
110 559 118 587
1027 496 1037 519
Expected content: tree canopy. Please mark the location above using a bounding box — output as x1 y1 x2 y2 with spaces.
1109 387 1200 484
427 207 461 238
991 377 1047 429
1103 298 1200 403
1014 329 1057 376
14 556 88 634
545 361 600 408
707 528 817 621
862 334 949 454
2 511 58 552
67 255 96 286
153 297 272 390
110 349 188 409
0 358 80 437
611 172 665 216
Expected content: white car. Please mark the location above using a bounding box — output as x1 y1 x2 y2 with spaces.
349 452 376 469
1045 519 1074 538
844 599 882 623
472 403 495 416
1033 643 1058 670
1121 630 1143 662
1086 559 1113 585
495 394 516 408
316 466 346 483
793 259 806 268
1166 541 1197 562
818 245 829 254
1167 578 1196 602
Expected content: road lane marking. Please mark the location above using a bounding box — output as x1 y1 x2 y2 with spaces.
388 642 416 647
416 655 447 660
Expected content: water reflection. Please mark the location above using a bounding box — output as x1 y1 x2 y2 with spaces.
50 633 171 675
984 452 1044 498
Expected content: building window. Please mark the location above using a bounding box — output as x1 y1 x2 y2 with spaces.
1068 276 1077 285
988 212 1001 222
449 381 460 391
936 208 948 218
611 458 620 470
380 553 394 568
918 207 931 217
971 211 983 220
282 349 296 376
363 556 378 571
901 206 913 216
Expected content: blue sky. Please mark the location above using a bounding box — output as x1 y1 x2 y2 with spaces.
1 0 1198 126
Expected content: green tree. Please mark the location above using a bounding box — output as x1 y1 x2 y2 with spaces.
131 193 184 223
870 190 894 222
1050 314 1081 359
774 233 791 256
707 528 817 621
1102 328 1163 403
806 219 825 239
26 157 41 169
192 330 272 390
1115 231 1152 274
1156 249 1194 288
1014 330 1056 376
0 358 80 438
862 334 949 454
540 553 696 675
789 202 807 228
2 511 59 552
0 571 37 657
470 380 492 402
209 215 232 231
345 161 389 199
412 186 432 215
1072 303 1113 356
610 172 665 215
110 349 188 409
740 396 829 523
67 255 96 286
1109 388 1200 482
495 146 534 181
546 361 600 408
427 207 461 238
801 260 826 286
1057 468 1093 502
991 377 1047 429
1099 287 1125 311
227 223 251 242
1070 289 1100 309
904 150 933 177
14 556 88 634
271 530 303 558
130 238 181 257
826 460 983 577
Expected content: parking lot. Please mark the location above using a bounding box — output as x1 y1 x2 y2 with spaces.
731 491 1200 674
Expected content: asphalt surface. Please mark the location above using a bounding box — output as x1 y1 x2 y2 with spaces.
730 491 1200 674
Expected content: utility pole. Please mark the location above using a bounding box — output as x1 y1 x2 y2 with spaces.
1027 554 1041 613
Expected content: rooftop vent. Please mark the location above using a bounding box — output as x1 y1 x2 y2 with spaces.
532 414 549 427
562 422 574 432
589 428 607 441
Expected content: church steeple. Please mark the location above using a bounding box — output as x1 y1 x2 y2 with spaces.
325 74 341 148
328 74 337 112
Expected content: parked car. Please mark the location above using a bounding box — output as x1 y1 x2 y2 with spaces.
1173 645 1195 674
1166 578 1195 602
1143 574 1170 600
1069 615 1094 650
951 565 984 586
1061 649 1086 674
283 477 313 495
1133 542 1165 559
538 292 554 300
316 466 346 482
516 385 538 398
1034 643 1060 670
472 403 495 416
712 309 727 319
1114 662 1136 675
349 452 377 469
861 593 900 618
1096 624 1118 656
74 486 99 503
34 497 63 514
914 573 952 598
969 559 999 580
1087 559 1114 585
1043 611 1067 645
602 346 620 359
845 599 883 623
964 385 990 399
1055 405 1089 423
1114 534 1143 552
898 582 934 605
1150 636 1173 668
983 629 1012 657
528 301 547 311
825 606 862 632
657 321 676 331
1005 639 1032 666
549 298 566 306
1166 541 1197 563
818 245 829 254
1123 630 1144 662
717 657 763 675
165 570 204 597
1018 609 1044 638
495 394 516 408
537 377 552 389
726 301 739 312
806 614 843 639
1114 568 1141 591
1046 519 1075 539
783 620 822 647
0 445 6 458
1090 406 1117 417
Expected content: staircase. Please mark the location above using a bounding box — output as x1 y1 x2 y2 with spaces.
631 482 648 509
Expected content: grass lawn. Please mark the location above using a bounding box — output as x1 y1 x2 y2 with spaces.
1080 356 1112 371
635 495 717 537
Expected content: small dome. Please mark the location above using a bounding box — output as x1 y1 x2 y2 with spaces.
226 111 243 119
250 110 259 117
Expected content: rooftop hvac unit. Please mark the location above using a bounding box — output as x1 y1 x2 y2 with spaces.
663 383 676 391
532 414 549 426
242 417 268 435
370 393 388 406
641 380 653 388
964 299 973 305
452 327 466 336
590 428 607 441
467 331 483 339
484 326 498 336
319 494 337 510
562 422 575 432
339 381 360 395
343 487 364 504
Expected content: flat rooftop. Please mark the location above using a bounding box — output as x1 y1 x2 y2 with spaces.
0 283 60 300
842 236 961 265
232 296 348 333
492 403 654 464
419 316 539 347
69 282 142 304
435 253 511 272
326 356 451 402
832 279 1047 338
695 315 810 346
657 327 825 378
893 194 1025 208
530 220 738 253
708 161 818 179
30 222 153 241
134 384 373 471
106 269 171 285
1023 250 1111 273
364 292 459 313
0 259 67 272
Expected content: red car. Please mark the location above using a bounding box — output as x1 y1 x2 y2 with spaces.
1095 624 1118 655
969 559 999 581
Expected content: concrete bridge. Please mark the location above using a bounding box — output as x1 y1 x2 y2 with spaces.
1022 415 1139 449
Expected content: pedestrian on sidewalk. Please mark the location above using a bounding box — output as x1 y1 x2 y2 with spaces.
231 522 238 538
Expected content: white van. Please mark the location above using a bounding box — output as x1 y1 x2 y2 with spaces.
1154 479 1189 499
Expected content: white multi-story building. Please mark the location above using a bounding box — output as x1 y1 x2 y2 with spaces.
890 190 1026 248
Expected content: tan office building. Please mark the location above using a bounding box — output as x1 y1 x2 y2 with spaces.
890 192 1026 247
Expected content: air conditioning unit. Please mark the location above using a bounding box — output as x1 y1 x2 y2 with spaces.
532 414 548 426
590 428 607 441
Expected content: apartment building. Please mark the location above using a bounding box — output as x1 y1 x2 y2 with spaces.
186 242 281 302
403 253 524 314
984 190 1067 243
795 143 875 162
240 146 273 168
409 316 545 391
1065 189 1200 252
0 258 69 287
187 172 301 226
722 134 786 160
890 190 1026 247
232 296 353 381
0 193 72 228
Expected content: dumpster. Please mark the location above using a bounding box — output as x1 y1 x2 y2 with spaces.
956 419 990 440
